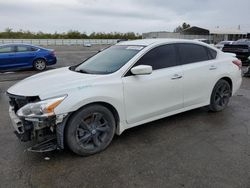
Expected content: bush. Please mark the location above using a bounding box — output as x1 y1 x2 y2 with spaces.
0 28 142 40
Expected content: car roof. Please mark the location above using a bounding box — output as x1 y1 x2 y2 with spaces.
0 43 41 48
116 38 207 47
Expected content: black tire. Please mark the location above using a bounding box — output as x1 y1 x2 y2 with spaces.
209 79 232 112
65 105 116 156
33 59 47 71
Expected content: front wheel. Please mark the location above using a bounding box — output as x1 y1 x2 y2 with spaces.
209 80 232 112
33 59 47 71
65 105 116 156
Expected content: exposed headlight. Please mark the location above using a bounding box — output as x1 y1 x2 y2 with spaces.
17 95 67 118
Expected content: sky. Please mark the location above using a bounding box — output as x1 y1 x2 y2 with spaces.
0 0 250 34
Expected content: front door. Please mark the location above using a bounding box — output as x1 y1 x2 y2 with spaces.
122 44 183 124
15 45 36 66
0 46 16 70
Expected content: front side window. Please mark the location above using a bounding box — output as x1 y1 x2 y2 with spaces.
31 47 38 51
75 45 144 74
177 43 210 64
134 44 177 70
0 46 14 53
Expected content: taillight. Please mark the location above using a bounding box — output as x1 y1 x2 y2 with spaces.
232 59 242 70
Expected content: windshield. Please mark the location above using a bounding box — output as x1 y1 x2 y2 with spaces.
219 41 230 45
75 45 144 74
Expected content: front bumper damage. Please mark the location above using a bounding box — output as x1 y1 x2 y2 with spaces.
8 93 69 152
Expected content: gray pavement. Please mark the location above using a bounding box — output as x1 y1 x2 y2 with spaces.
0 46 250 188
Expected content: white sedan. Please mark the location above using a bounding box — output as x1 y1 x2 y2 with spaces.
7 39 242 156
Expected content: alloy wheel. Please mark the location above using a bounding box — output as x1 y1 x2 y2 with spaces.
76 112 111 150
214 83 231 108
34 59 46 71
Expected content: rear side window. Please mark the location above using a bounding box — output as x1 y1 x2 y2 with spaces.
135 44 177 70
177 43 210 64
17 46 30 52
0 46 14 53
208 48 217 59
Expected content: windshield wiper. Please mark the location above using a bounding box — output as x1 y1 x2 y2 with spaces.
75 68 111 75
75 69 91 74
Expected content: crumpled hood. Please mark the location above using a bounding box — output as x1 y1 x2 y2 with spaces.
7 67 102 99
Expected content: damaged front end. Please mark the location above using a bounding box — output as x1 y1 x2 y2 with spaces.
7 93 68 152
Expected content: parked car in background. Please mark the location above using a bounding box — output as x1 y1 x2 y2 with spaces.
83 43 92 47
215 41 234 50
222 39 250 65
117 39 128 43
244 66 250 77
194 39 214 47
0 44 57 71
7 39 242 156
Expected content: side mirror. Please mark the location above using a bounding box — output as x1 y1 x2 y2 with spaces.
131 65 152 75
248 56 250 61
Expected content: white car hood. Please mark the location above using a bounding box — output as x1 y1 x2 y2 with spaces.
7 67 102 99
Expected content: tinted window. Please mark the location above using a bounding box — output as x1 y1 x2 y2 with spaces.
17 46 30 52
0 46 13 53
219 41 230 45
208 48 217 59
31 47 38 51
177 43 209 64
135 44 177 70
233 40 250 46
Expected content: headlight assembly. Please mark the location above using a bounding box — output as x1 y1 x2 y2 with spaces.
17 95 67 118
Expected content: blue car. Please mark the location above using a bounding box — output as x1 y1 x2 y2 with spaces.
0 44 57 71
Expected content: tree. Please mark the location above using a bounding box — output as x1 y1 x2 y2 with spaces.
66 30 82 39
174 22 191 33
0 29 142 39
5 27 12 33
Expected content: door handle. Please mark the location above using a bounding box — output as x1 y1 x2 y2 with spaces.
209 65 217 70
171 74 182 80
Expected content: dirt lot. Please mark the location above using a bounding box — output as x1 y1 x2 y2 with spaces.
0 45 250 188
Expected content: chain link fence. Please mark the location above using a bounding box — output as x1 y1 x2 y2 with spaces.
0 39 118 46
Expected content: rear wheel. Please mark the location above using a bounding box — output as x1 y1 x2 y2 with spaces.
65 105 116 156
33 59 47 71
209 79 232 112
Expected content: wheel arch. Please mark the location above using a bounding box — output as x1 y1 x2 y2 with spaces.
209 76 233 104
217 76 233 92
83 101 121 130
61 101 121 145
33 57 47 65
208 76 233 112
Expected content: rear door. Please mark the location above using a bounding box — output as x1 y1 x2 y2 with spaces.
0 45 16 70
176 43 218 107
122 44 183 124
15 45 36 66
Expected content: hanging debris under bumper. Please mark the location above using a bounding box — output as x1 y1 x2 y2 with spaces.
9 105 69 152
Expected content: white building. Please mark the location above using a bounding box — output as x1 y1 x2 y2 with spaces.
142 26 248 43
